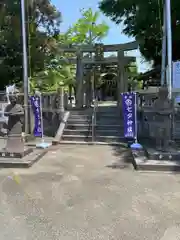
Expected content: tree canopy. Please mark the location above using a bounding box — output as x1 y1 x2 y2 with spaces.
65 8 109 45
0 3 139 92
0 0 61 89
99 0 180 66
0 5 110 91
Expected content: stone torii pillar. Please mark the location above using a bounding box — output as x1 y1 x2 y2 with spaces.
85 69 92 107
117 51 130 107
124 67 128 93
117 50 125 107
76 51 84 108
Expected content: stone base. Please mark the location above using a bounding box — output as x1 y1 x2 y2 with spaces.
146 148 180 160
23 134 36 143
0 149 47 168
131 147 180 172
0 148 33 158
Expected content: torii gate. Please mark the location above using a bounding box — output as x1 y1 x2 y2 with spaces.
60 41 138 107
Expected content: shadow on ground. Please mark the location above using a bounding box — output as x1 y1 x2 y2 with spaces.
107 144 134 169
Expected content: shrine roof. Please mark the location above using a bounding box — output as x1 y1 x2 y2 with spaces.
138 66 161 86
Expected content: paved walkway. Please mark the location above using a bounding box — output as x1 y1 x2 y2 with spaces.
0 144 180 239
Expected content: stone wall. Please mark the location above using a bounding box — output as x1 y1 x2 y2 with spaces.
0 90 72 138
137 92 180 140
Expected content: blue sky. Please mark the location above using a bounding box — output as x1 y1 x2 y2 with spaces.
52 0 150 72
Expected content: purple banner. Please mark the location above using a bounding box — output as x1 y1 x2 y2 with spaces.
121 92 136 139
30 96 42 137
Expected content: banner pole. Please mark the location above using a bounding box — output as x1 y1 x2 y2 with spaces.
39 92 44 142
35 91 51 149
130 91 143 150
134 92 138 143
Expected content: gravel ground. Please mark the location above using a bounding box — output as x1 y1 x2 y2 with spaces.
0 144 179 239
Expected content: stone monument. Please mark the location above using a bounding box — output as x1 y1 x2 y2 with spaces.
152 87 173 151
0 92 47 168
0 93 32 157
4 94 24 152
131 87 180 171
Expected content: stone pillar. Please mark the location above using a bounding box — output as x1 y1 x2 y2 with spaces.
58 86 64 113
124 67 128 92
64 91 68 109
54 87 65 123
117 50 125 108
76 51 84 108
85 70 92 107
68 85 73 108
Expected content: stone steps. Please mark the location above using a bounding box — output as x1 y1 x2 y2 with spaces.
96 125 123 131
59 140 125 145
66 124 90 130
66 123 123 131
96 113 121 118
67 119 122 125
67 119 91 124
60 105 124 145
69 114 121 120
69 114 91 119
63 129 90 136
61 134 124 142
63 128 124 136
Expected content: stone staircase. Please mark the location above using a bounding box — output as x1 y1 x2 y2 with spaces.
61 104 124 144
95 105 124 143
62 108 93 143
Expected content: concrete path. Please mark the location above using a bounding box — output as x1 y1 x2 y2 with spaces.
0 144 180 239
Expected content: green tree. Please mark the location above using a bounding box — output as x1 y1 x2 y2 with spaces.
58 8 109 99
0 0 61 89
99 0 180 66
66 8 109 45
38 8 110 95
30 57 76 92
126 62 142 90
